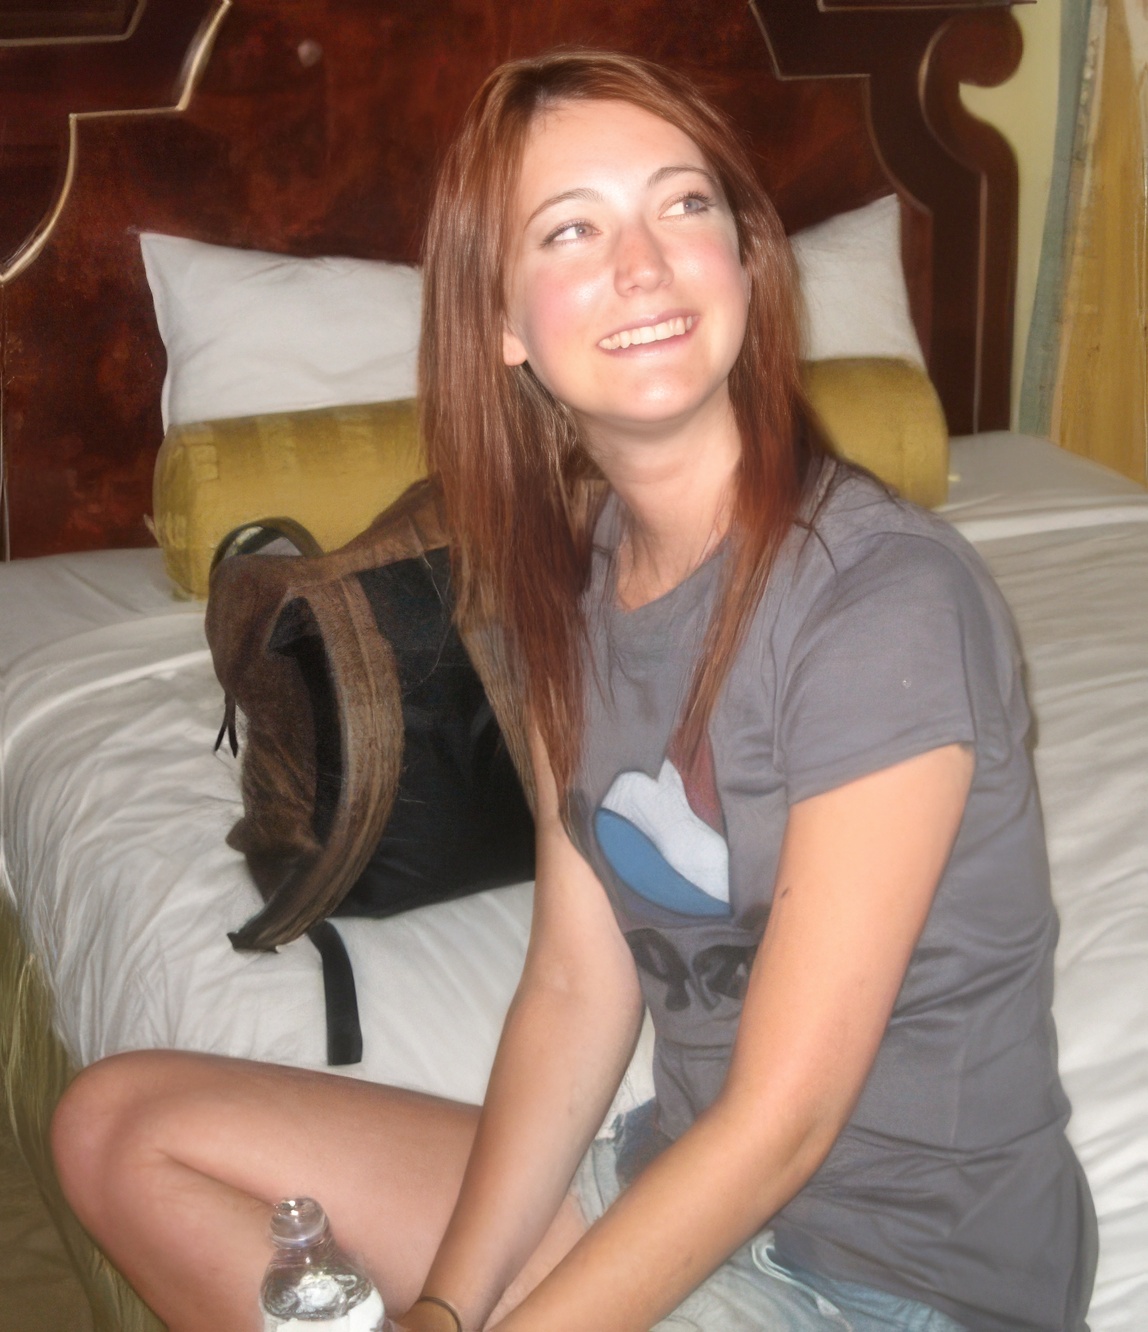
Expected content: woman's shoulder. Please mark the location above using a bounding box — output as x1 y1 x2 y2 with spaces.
759 464 1028 796
809 461 965 551
769 461 1021 676
794 461 996 603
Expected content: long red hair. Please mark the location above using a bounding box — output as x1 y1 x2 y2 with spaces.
421 50 827 795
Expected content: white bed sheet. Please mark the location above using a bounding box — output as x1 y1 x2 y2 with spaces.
1 433 1145 1328
0 556 657 1115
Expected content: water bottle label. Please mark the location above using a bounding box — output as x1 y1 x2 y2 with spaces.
263 1286 386 1331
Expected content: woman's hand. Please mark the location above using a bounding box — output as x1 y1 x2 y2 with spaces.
492 742 975 1332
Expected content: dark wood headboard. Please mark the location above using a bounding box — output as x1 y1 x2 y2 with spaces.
0 0 1022 560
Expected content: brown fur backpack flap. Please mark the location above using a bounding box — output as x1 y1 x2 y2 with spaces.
205 479 536 1063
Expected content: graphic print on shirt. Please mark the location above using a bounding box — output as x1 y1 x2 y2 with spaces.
593 730 731 918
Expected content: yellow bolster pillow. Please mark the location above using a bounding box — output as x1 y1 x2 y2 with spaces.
153 360 946 598
152 399 425 598
801 357 949 509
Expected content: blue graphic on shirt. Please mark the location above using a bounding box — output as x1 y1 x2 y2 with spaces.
594 756 731 918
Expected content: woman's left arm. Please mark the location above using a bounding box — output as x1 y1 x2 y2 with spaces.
493 740 975 1332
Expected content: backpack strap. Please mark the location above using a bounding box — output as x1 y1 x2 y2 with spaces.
307 920 364 1066
225 570 404 951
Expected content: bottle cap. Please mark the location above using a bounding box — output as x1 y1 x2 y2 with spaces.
269 1197 330 1247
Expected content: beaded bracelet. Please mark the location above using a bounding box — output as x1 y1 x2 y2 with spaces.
413 1294 463 1332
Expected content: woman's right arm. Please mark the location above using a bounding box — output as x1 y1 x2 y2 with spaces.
407 724 645 1331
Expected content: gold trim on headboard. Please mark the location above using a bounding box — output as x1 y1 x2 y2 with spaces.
0 0 230 286
0 0 145 48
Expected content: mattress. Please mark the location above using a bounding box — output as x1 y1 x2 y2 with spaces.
1 433 1146 1329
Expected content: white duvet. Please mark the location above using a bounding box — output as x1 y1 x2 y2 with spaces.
1 434 1146 1329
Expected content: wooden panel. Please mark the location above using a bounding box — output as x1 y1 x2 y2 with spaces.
753 0 1021 432
0 0 220 277
0 0 1022 558
0 0 138 42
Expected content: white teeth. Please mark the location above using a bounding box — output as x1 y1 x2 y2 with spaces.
598 315 694 351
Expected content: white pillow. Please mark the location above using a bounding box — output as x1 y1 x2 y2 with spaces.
790 194 925 367
140 234 422 430
141 198 921 430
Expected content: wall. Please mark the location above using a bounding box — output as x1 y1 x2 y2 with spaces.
962 0 1061 428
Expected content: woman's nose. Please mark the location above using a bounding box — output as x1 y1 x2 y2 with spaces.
614 222 672 293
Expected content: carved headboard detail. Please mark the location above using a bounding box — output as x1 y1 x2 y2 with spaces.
0 0 1022 559
0 0 228 284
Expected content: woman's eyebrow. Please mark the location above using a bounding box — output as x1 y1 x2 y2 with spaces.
646 164 717 189
523 165 717 229
525 187 602 228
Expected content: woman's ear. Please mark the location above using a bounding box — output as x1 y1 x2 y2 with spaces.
503 322 528 367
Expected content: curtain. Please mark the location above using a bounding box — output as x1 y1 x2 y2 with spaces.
1024 0 1148 485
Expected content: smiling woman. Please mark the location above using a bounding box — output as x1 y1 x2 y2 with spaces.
51 48 1095 1332
498 100 751 613
500 102 749 440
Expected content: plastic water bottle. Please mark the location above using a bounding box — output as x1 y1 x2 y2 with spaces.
261 1197 388 1331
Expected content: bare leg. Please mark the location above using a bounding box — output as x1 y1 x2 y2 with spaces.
52 1050 586 1332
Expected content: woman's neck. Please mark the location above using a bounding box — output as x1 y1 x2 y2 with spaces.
585 394 741 610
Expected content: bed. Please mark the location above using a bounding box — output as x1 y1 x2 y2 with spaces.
1 2 1146 1330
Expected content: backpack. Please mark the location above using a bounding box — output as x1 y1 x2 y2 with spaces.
205 479 536 1064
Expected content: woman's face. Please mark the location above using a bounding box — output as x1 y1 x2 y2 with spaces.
501 98 750 444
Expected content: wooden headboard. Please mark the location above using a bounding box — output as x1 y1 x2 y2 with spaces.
0 0 1022 560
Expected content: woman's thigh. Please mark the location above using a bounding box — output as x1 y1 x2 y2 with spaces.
577 1117 964 1332
656 1240 965 1332
52 1048 583 1327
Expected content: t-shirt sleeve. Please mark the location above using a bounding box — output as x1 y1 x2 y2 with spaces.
777 534 989 805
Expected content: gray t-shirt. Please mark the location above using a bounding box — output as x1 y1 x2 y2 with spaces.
569 468 1096 1331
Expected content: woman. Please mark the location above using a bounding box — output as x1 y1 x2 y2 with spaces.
52 51 1095 1332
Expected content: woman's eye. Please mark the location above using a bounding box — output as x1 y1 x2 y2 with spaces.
543 220 595 245
664 192 713 218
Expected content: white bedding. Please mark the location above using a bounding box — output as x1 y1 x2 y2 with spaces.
1 434 1146 1328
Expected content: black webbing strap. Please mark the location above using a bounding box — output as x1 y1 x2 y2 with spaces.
306 921 363 1066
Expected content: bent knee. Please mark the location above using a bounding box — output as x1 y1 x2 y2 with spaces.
52 1050 181 1208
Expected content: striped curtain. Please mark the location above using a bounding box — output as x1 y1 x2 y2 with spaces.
1021 0 1148 485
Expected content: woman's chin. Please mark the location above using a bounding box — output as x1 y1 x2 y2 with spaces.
579 386 735 442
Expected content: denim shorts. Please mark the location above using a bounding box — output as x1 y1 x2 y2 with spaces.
573 1104 967 1332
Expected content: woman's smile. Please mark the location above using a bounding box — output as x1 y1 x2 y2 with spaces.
501 98 750 443
596 312 698 351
